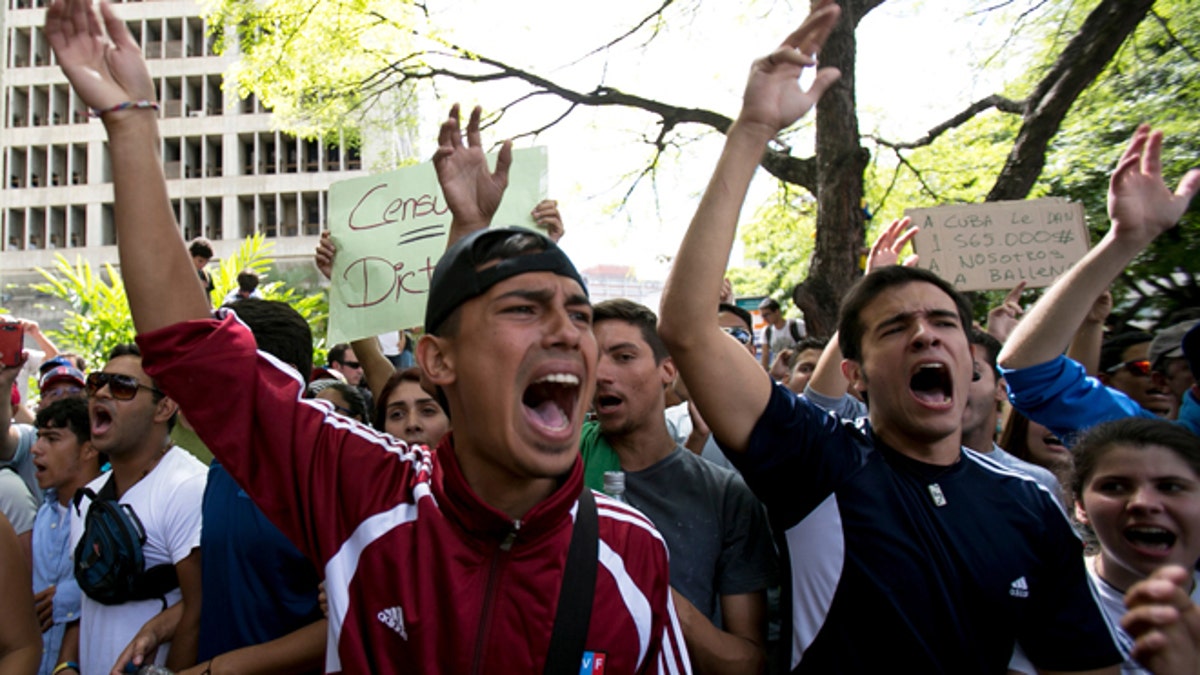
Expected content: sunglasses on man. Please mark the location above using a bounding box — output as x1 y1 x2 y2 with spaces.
1103 359 1151 377
86 372 163 400
721 326 753 346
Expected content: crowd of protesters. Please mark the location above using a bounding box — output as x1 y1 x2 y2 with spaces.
2 0 1200 673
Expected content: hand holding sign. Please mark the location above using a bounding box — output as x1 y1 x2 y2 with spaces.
326 140 547 345
434 104 513 241
532 199 564 243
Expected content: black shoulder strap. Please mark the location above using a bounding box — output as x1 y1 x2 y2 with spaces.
790 319 803 342
97 473 118 501
73 474 116 514
543 487 598 675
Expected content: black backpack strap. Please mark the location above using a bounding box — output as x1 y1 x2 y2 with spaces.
789 319 803 342
97 473 118 500
543 487 598 675
73 474 116 515
133 563 180 608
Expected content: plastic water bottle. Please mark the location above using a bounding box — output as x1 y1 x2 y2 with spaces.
603 471 629 503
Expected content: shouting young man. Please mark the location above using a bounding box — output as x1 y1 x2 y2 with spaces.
657 2 1122 672
45 0 686 671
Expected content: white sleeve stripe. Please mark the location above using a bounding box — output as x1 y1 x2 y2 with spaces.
661 589 692 674
248 330 419 459
322 484 430 673
596 505 667 547
599 538 653 667
962 449 1075 524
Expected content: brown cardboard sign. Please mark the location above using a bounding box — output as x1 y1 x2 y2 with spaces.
907 198 1090 291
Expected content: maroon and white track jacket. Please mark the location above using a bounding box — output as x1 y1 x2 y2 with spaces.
139 313 691 674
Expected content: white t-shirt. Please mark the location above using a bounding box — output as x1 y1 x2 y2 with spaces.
1088 555 1200 674
1010 556 1200 675
69 447 207 675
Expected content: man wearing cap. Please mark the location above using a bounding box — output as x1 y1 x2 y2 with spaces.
1177 323 1200 436
1150 319 1200 420
38 363 87 412
45 1 687 671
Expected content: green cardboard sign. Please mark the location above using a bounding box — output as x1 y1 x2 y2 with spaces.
326 147 549 344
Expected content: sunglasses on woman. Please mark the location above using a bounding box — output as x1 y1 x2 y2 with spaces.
85 372 162 400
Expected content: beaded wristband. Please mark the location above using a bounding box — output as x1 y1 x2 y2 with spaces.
88 100 160 118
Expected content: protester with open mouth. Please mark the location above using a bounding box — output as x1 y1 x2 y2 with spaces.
1067 418 1200 674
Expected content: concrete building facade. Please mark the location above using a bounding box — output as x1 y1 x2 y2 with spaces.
1 0 369 299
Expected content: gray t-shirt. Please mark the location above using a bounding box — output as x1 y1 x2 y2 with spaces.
0 465 37 534
986 445 1065 507
623 447 778 626
664 402 735 471
1 424 42 501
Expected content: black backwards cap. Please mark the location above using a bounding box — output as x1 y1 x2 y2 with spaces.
424 226 588 335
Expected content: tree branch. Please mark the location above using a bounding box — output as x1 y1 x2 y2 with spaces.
987 0 1155 201
565 0 679 66
367 43 822 192
867 94 1024 150
1150 9 1200 63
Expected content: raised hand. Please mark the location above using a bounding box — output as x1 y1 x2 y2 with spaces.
433 104 513 234
738 0 841 136
531 199 564 243
719 278 734 305
866 217 919 272
986 282 1026 344
45 0 155 116
315 230 336 280
1107 125 1200 248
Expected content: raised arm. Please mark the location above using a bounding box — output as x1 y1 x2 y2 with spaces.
985 282 1026 345
1065 291 1112 376
1000 126 1200 371
0 356 27 461
658 1 841 454
46 0 209 333
18 320 59 359
351 337 394 404
432 104 512 246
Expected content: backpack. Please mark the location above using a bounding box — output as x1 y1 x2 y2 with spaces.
765 319 805 349
73 475 178 606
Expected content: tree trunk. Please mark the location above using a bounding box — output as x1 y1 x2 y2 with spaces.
793 1 874 337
